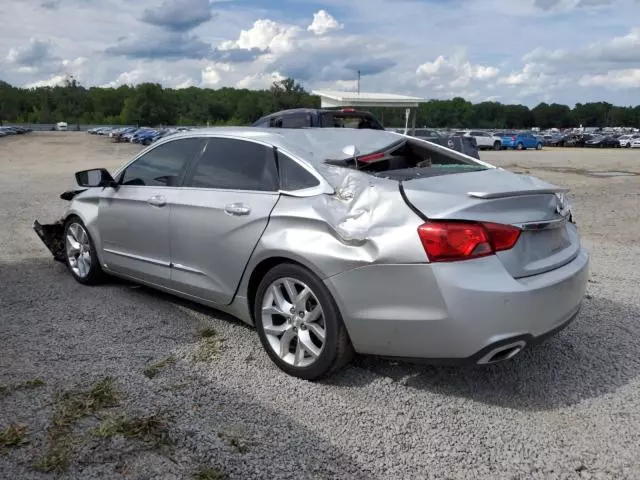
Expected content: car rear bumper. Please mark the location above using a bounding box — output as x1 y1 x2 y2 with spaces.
325 248 589 363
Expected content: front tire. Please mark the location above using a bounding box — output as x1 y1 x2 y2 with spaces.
536 142 543 150
254 263 353 380
493 141 501 151
63 217 104 285
516 142 524 150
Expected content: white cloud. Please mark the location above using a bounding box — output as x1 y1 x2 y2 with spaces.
307 10 343 36
25 74 67 88
219 19 301 56
579 69 640 88
201 62 233 87
236 71 285 89
416 53 499 91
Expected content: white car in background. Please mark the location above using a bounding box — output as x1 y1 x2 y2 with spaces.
620 134 640 147
455 130 502 151
630 138 640 148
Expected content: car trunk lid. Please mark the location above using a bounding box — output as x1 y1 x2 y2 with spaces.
401 168 580 278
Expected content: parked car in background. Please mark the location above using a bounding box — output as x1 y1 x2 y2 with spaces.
629 138 640 148
411 129 480 159
455 130 502 151
500 132 543 150
34 127 589 380
619 134 640 147
55 122 68 131
584 135 620 148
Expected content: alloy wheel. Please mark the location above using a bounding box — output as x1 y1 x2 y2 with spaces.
66 223 92 278
261 277 326 368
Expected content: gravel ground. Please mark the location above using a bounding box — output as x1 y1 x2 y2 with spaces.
1 132 640 479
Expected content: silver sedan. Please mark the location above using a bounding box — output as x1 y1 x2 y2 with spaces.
34 127 589 379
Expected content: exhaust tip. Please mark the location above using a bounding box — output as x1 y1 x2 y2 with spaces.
477 341 526 365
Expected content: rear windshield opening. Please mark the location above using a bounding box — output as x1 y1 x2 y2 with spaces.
326 138 487 180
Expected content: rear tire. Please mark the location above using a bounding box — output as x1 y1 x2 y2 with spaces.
536 143 543 150
63 217 104 285
493 141 501 151
516 142 524 150
254 263 354 380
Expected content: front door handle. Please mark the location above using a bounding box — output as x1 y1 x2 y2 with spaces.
224 203 251 216
147 195 166 207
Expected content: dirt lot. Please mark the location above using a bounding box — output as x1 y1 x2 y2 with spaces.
1 132 640 479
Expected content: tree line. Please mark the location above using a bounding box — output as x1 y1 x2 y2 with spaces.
1 77 640 129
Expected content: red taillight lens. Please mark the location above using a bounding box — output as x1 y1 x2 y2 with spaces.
358 152 385 163
417 221 521 262
511 136 516 141
483 222 521 251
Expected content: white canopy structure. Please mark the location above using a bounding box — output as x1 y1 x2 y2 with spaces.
311 90 428 134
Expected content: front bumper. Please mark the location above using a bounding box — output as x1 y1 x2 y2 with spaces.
325 248 589 364
33 220 65 262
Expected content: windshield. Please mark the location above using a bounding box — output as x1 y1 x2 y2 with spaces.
322 112 384 130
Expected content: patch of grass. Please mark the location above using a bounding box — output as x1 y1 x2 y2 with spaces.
0 424 28 451
199 328 217 338
33 436 72 473
218 429 252 454
143 355 177 379
193 329 221 362
34 377 120 473
53 376 119 427
91 413 171 446
0 378 45 397
163 382 189 391
194 466 227 480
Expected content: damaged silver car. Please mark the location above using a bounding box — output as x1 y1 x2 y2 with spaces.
34 128 589 379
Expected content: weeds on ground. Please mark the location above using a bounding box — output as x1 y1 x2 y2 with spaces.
0 424 29 451
218 428 252 454
0 378 45 397
143 355 177 379
192 328 221 362
91 412 171 446
194 466 227 480
34 377 120 473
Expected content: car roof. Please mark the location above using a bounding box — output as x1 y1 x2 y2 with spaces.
165 127 404 164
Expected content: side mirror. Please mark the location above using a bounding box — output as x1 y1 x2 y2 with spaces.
75 168 118 189
341 145 359 158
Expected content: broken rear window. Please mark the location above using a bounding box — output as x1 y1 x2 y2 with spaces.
325 138 487 180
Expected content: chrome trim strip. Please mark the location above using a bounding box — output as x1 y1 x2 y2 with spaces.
516 216 568 231
172 263 205 274
103 248 170 267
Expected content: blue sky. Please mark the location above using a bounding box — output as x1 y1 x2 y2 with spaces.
1 0 640 106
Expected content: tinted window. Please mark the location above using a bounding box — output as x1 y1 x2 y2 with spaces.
277 151 320 191
278 114 311 128
120 138 202 186
185 138 278 191
323 113 383 130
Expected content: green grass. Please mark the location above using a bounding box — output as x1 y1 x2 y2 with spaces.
193 328 221 362
143 355 177 379
34 377 120 473
91 413 171 446
0 378 45 397
194 466 227 480
0 424 28 451
53 376 120 427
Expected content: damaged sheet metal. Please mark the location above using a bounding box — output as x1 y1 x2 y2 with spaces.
33 219 65 262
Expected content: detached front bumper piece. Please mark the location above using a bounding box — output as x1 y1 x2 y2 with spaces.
33 220 65 262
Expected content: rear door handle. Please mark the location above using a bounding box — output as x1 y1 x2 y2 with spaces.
147 195 166 207
224 203 251 216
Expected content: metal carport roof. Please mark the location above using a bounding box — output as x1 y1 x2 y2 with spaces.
311 90 427 109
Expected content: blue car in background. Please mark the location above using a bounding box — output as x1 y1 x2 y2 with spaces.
500 132 543 150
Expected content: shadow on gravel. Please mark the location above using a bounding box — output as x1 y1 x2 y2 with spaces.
330 296 640 411
1 258 372 479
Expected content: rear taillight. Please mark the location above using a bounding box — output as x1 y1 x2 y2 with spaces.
511 136 516 141
417 221 521 262
358 152 385 163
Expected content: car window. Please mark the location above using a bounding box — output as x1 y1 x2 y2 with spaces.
119 138 202 187
277 151 320 191
275 114 310 128
184 137 278 191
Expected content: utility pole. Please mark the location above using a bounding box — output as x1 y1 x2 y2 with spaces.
357 70 360 94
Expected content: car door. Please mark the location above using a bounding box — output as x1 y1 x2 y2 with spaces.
98 137 203 286
169 136 280 304
525 134 536 148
